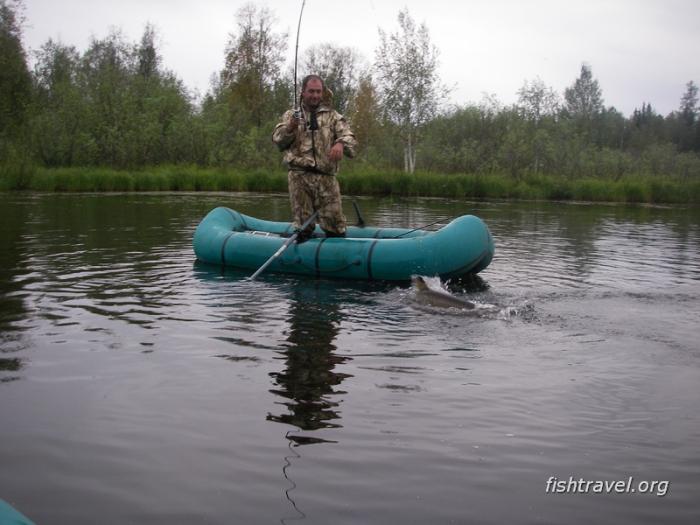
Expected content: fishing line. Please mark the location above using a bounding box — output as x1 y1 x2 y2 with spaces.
280 430 306 524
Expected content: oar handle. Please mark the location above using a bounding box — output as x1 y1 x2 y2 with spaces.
352 200 365 227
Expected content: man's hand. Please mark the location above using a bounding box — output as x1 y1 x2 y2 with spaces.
329 142 344 162
286 113 302 132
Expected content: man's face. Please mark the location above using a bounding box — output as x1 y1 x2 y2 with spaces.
302 78 323 109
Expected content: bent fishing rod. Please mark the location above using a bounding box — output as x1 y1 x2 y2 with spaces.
293 0 307 120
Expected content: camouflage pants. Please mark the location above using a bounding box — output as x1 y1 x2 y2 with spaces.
288 170 347 235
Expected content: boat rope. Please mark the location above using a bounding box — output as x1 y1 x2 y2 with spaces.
390 217 451 238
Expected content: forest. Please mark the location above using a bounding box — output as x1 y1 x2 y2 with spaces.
1 1 699 202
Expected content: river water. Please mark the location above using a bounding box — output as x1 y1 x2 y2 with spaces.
0 192 699 524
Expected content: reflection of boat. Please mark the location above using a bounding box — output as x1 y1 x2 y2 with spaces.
193 207 495 281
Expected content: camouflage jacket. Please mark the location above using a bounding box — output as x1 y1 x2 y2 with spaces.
272 104 357 176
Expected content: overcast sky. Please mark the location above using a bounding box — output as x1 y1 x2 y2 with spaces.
20 0 700 116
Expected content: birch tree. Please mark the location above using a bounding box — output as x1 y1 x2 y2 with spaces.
517 77 559 124
517 77 559 173
374 9 444 173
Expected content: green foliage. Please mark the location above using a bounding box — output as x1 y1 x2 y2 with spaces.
28 27 197 169
564 63 604 119
219 3 287 129
517 77 560 123
0 0 31 137
301 44 362 114
0 0 33 177
346 74 383 159
0 140 35 189
1 4 698 206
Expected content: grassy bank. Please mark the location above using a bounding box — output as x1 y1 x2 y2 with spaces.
341 168 700 204
0 165 288 193
1 164 699 204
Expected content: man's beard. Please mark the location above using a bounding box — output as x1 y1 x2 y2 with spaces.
303 97 320 110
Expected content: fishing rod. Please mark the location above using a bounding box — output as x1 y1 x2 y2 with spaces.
293 0 307 120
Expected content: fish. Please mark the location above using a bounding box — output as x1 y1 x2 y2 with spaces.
411 275 476 310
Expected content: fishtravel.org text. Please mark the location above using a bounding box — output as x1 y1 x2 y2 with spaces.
545 476 669 497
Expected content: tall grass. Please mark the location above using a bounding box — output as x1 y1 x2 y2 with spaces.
1 163 698 204
0 165 289 193
0 146 36 190
340 166 700 204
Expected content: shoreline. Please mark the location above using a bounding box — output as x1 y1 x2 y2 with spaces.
1 165 699 205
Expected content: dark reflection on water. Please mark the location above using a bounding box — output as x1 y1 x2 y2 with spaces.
0 196 31 384
270 285 348 524
0 193 699 524
268 285 350 443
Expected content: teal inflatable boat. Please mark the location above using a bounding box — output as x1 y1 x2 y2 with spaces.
193 207 494 281
0 500 34 525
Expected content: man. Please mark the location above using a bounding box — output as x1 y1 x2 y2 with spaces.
272 74 357 242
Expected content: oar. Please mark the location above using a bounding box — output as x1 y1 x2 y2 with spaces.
249 210 319 280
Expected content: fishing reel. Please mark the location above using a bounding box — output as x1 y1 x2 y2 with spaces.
293 108 317 130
